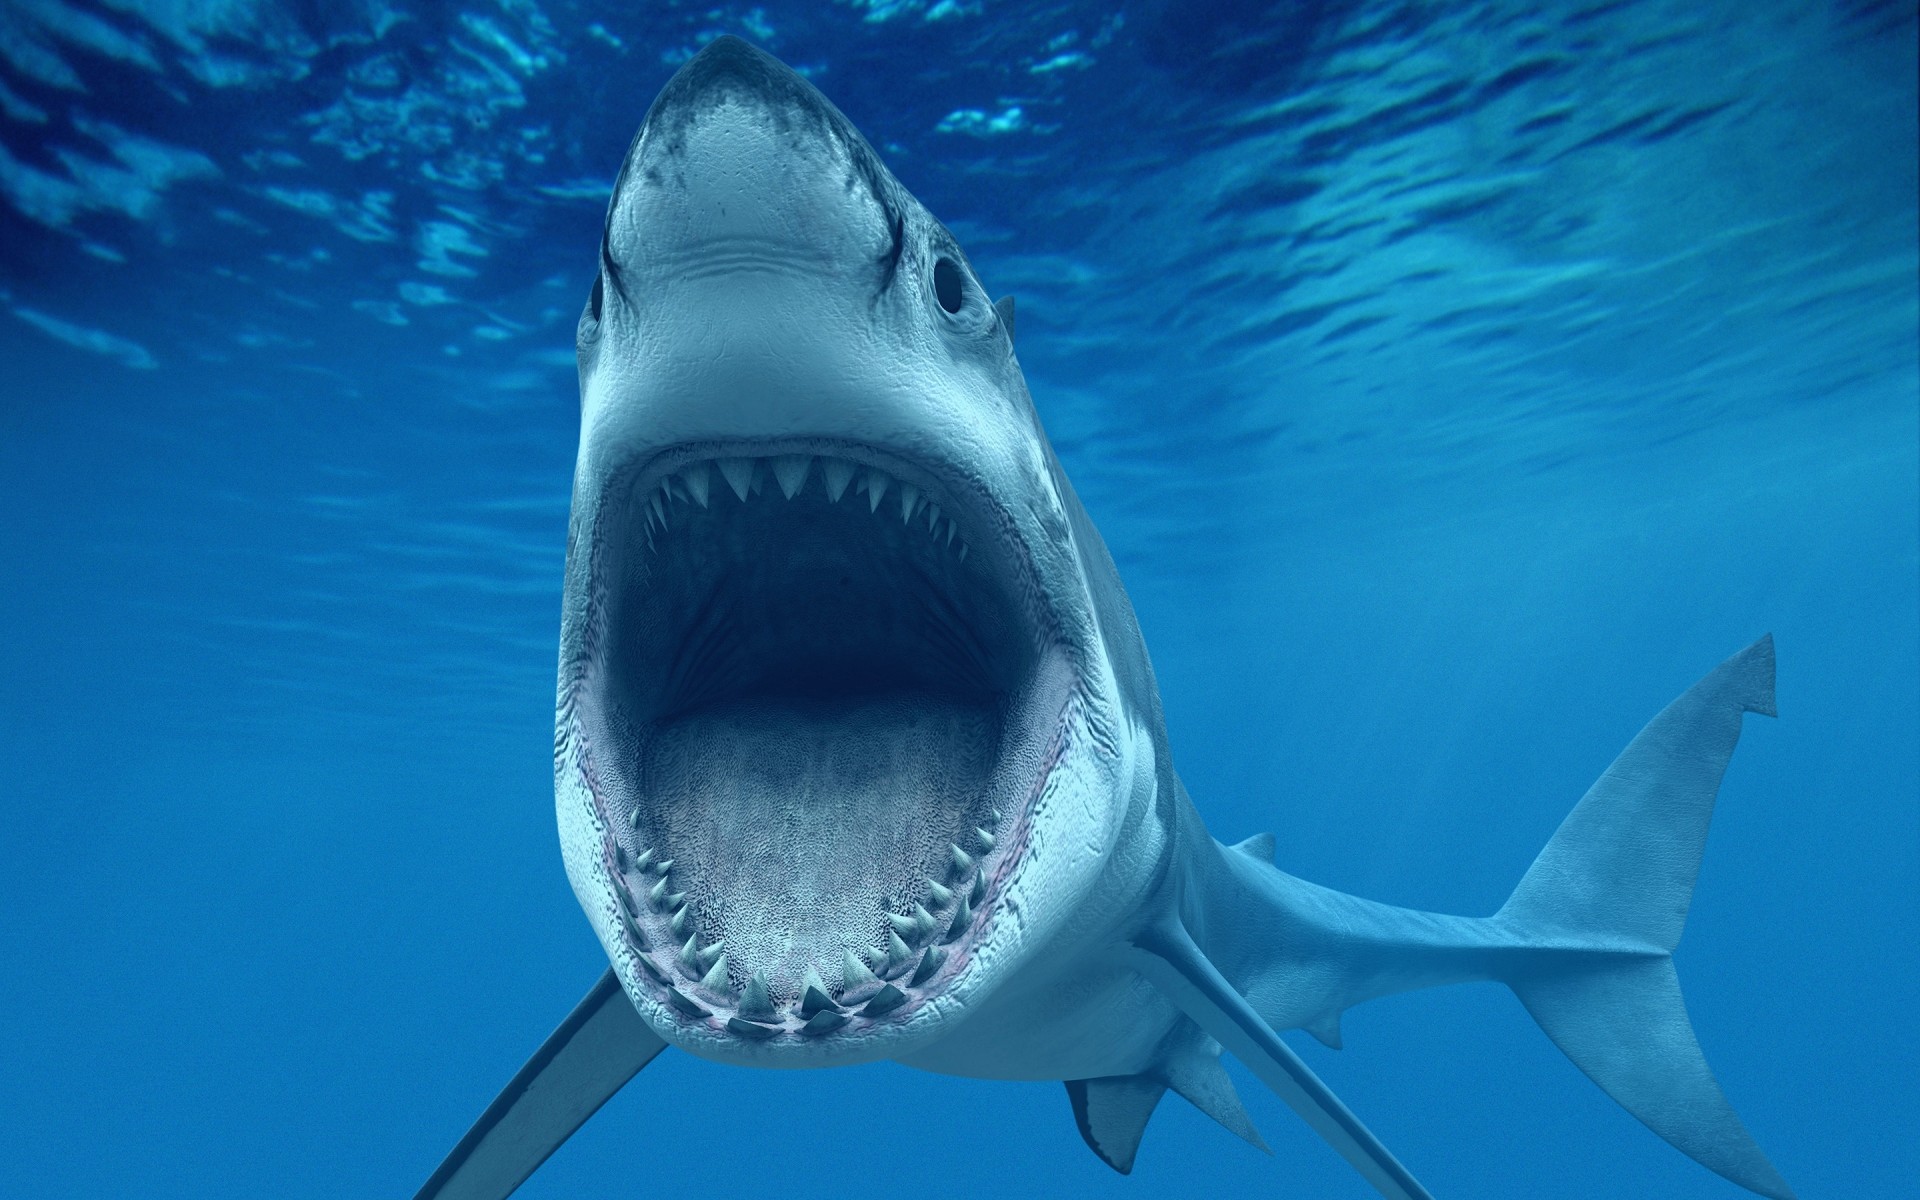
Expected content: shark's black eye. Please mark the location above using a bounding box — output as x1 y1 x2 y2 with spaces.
589 273 604 323
933 256 964 315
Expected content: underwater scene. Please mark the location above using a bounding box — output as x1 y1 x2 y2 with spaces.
1 1 1914 1198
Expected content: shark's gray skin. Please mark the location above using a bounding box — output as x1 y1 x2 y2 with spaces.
416 37 1795 1200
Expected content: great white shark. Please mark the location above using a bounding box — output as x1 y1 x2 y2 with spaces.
416 37 1794 1200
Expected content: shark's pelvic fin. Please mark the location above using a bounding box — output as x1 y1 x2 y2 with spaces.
1130 921 1434 1200
1496 634 1795 1200
1064 1076 1165 1173
1303 1012 1343 1050
415 970 666 1200
1065 1035 1269 1174
1162 1042 1271 1153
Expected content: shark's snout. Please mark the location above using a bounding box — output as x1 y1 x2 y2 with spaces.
606 36 898 278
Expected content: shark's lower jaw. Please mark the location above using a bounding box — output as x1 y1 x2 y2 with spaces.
572 441 1073 1046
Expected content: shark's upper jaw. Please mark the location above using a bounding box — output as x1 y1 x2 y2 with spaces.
573 439 1076 1043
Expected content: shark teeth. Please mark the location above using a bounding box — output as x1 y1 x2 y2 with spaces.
738 971 776 1021
717 457 754 502
910 947 946 987
680 462 710 507
822 458 854 501
635 453 970 562
771 454 811 498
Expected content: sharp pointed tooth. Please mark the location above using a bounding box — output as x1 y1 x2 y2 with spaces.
616 884 640 917
629 809 643 830
800 968 839 1013
910 946 946 987
739 970 776 1020
700 939 725 968
727 1016 779 1039
861 984 906 1017
822 458 854 501
886 910 919 937
975 827 996 853
926 880 953 907
638 954 671 984
632 845 653 869
618 905 648 950
700 952 731 992
944 520 957 548
653 858 674 875
911 903 937 941
884 930 914 973
680 462 710 507
841 948 881 990
801 1010 849 1035
718 457 753 502
670 904 693 939
958 542 969 562
771 454 811 498
944 895 973 943
899 482 921 523
650 491 668 528
613 844 627 872
948 844 973 878
678 934 705 977
800 982 842 1017
925 501 941 531
648 875 672 908
667 988 709 1018
969 871 986 906
864 469 891 512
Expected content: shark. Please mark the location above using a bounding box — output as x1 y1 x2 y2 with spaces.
416 37 1795 1200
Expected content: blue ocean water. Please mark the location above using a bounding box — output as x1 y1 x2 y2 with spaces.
1 1 1914 1197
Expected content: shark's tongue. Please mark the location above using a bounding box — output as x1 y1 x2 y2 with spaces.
641 694 996 1001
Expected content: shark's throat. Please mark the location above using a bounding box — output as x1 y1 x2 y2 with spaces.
575 444 1072 1037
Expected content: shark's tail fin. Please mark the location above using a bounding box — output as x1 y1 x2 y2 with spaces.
1497 635 1793 1200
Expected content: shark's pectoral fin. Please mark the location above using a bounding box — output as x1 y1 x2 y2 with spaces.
1131 921 1433 1200
416 970 666 1200
1065 1075 1166 1173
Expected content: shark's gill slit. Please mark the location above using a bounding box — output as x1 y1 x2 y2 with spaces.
578 445 1072 1034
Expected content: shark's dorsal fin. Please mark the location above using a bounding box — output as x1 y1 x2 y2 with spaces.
994 294 1016 341
1064 1075 1165 1173
416 970 666 1200
1131 921 1433 1200
1231 832 1276 863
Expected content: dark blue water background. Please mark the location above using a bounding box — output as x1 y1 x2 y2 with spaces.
2 2 1914 1197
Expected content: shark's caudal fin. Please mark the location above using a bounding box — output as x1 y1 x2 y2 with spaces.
415 970 666 1200
1497 635 1794 1200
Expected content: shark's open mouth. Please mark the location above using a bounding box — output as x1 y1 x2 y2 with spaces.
571 442 1073 1040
